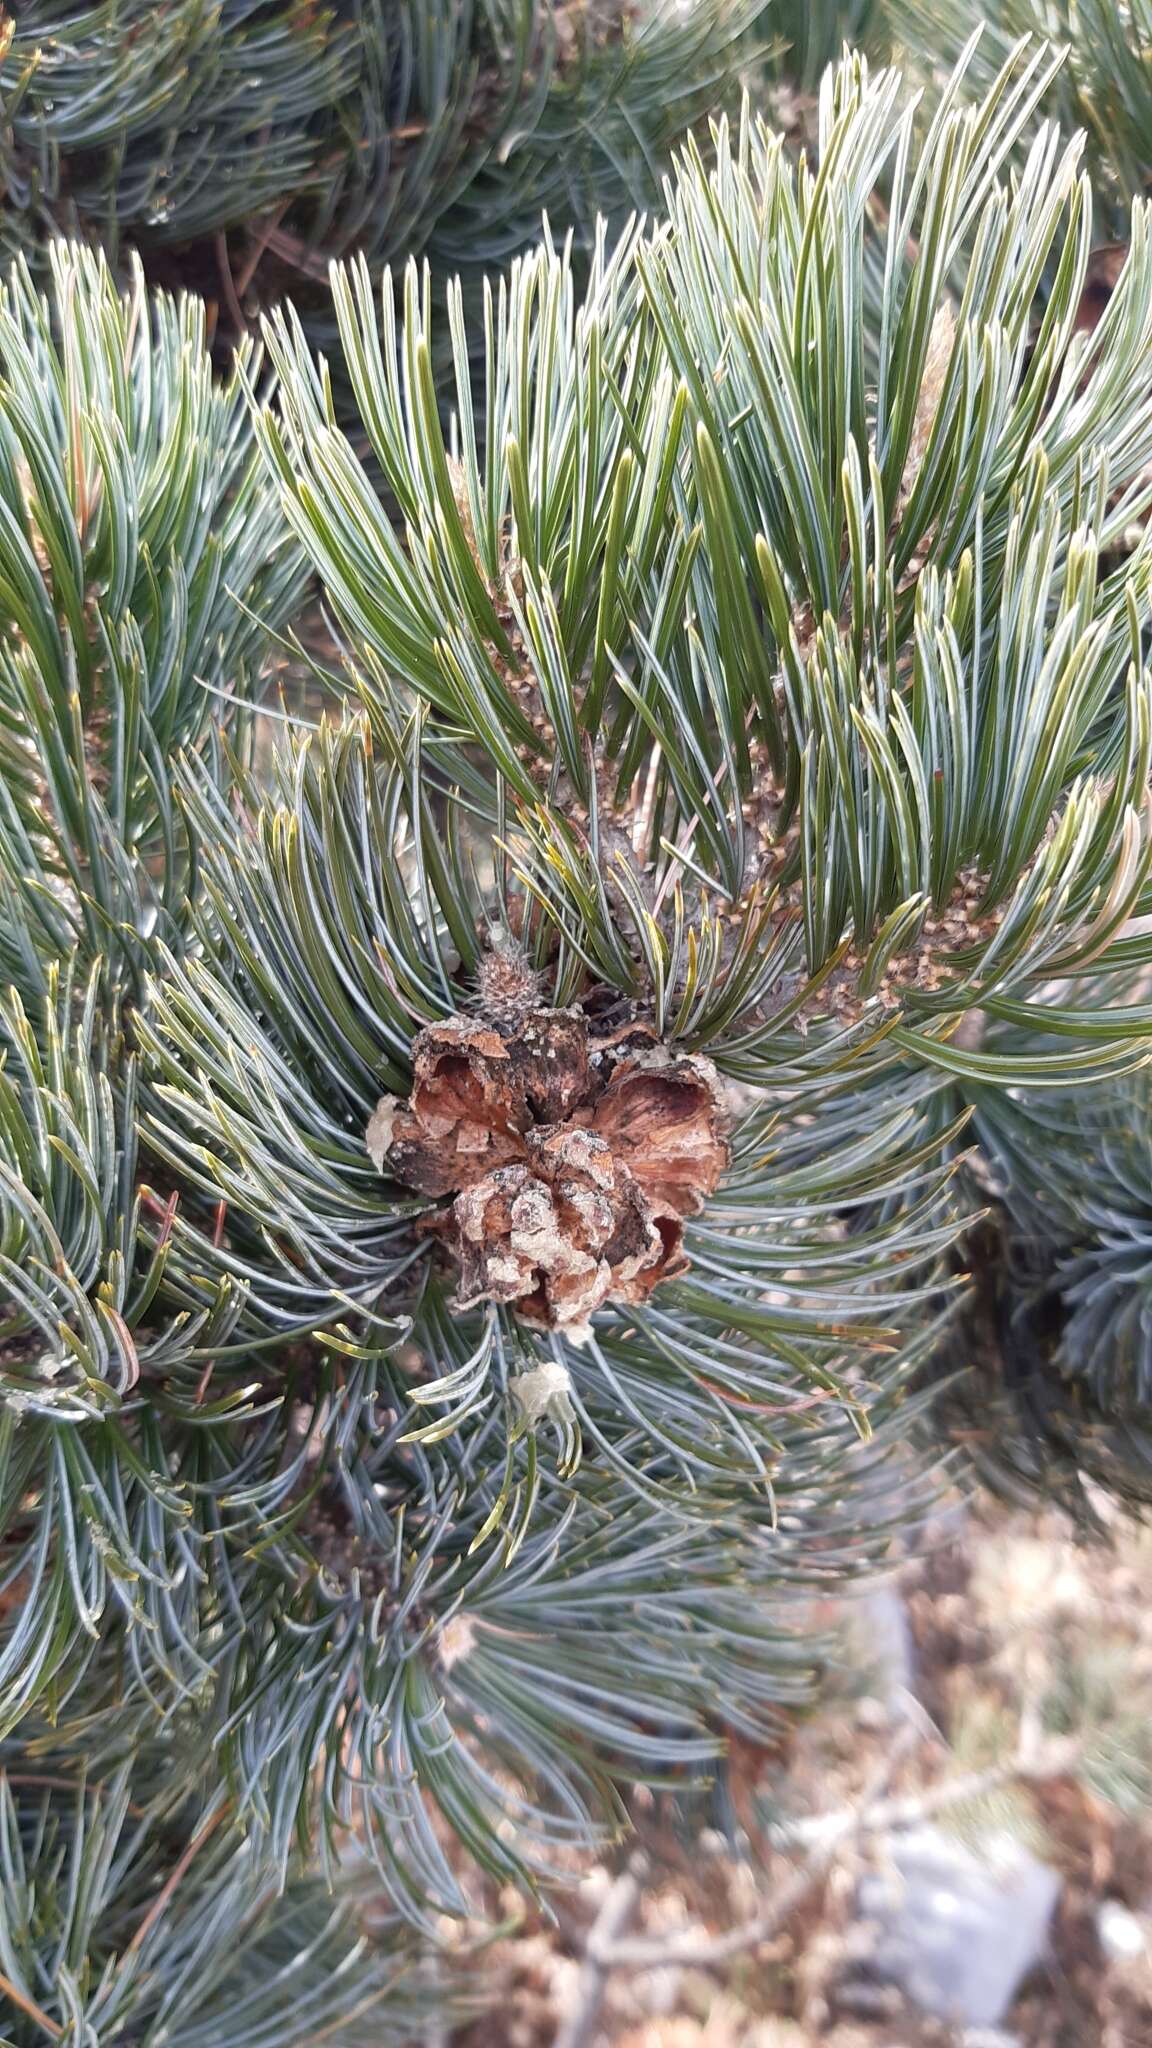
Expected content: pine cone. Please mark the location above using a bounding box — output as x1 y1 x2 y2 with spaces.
367 1001 727 1333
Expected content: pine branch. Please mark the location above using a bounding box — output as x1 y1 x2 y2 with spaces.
111 43 1152 1899
4 40 1152 1969
927 1027 1152 1510
0 1734 429 2047
0 241 301 1001
260 40 1152 1091
0 0 772 326
890 4 1152 241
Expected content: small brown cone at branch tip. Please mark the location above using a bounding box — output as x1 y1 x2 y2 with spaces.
367 993 728 1333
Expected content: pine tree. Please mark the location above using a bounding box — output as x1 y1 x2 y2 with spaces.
887 1 1152 246
0 1727 426 2047
927 1016 1152 1523
0 244 419 2038
765 0 878 89
6 37 1152 2034
858 0 1152 1513
0 0 767 331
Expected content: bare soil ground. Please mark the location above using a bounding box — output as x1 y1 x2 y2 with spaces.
449 1499 1152 2047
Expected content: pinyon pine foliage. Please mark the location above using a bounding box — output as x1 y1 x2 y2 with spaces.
0 0 768 325
888 0 1152 249
6 35 1152 2040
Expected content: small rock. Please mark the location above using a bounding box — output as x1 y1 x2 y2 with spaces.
854 1694 892 1733
1097 1898 1148 1960
853 1824 1061 2027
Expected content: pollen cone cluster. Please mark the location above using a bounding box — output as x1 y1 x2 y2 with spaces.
368 997 728 1333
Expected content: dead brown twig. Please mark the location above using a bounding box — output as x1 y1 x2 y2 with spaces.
553 1852 649 2048
124 1801 227 1957
0 1966 63 2040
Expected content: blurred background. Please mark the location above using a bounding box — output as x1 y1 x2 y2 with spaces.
445 1493 1152 2047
